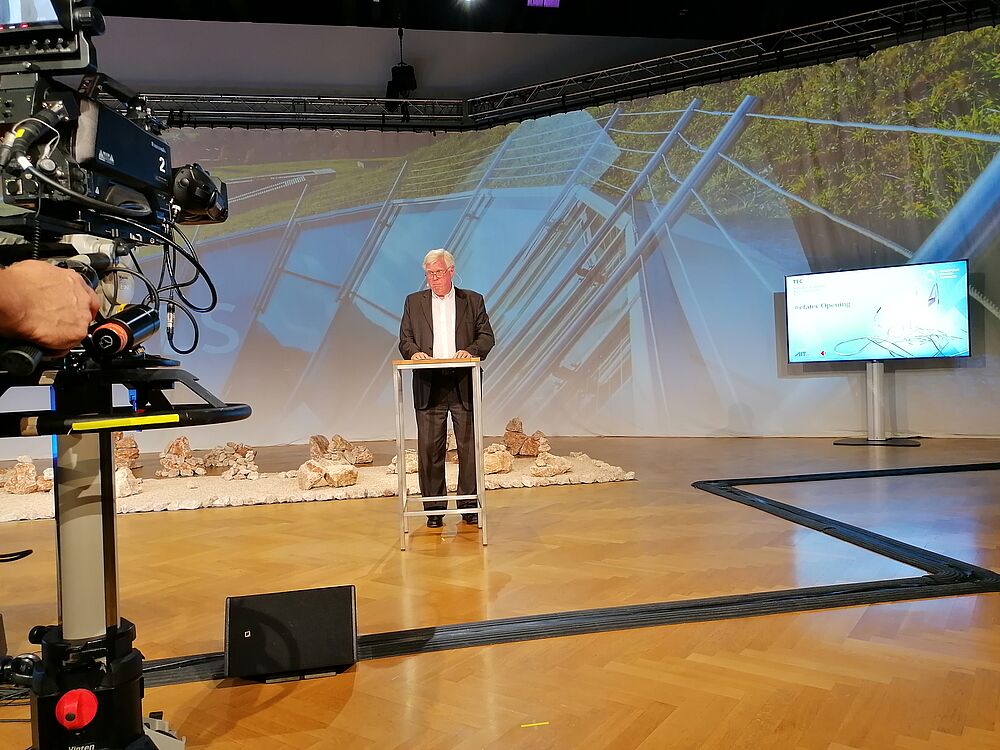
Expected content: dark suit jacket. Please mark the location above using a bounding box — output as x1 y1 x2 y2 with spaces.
398 287 495 409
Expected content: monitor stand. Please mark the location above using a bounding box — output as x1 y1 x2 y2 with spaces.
833 361 921 447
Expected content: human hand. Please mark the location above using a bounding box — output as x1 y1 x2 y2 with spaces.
455 349 472 359
411 351 430 360
0 260 100 351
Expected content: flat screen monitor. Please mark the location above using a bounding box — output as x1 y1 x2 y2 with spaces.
785 259 970 363
0 1 60 28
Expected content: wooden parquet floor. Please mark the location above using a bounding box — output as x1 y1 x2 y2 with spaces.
2 437 999 748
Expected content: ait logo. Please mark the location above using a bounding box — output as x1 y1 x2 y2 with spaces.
98 149 115 165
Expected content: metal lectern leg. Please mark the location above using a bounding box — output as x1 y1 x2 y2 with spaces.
394 366 408 550
472 362 487 545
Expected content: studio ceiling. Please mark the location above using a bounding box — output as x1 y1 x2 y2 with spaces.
92 1 907 42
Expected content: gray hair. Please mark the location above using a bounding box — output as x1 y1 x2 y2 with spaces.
423 248 455 270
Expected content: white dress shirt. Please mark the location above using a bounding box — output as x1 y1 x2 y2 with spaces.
431 287 457 359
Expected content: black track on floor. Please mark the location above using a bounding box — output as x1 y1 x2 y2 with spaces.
142 461 1000 687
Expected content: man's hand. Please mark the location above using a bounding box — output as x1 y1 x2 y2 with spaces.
411 351 431 360
0 260 100 351
455 350 472 359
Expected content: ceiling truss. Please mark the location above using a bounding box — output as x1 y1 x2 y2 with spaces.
104 0 997 132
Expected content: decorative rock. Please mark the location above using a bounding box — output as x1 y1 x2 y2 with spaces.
310 434 374 466
35 467 53 492
156 437 205 478
503 417 548 457
446 430 459 463
329 434 353 453
387 450 419 474
115 466 143 497
483 443 513 475
309 434 330 458
296 457 358 490
530 451 573 477
4 457 39 494
204 442 259 480
343 445 374 466
113 432 141 468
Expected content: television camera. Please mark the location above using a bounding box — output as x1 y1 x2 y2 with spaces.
0 3 250 748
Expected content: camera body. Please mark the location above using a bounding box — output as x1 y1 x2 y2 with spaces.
0 71 177 246
0 1 228 373
0 0 227 244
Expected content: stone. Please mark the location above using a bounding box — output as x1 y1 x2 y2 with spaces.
115 466 143 497
4 458 38 494
325 464 359 488
205 441 259 480
502 417 547 457
530 451 572 477
387 450 419 474
343 445 374 466
483 443 513 475
296 457 358 490
113 432 141 468
156 436 205 478
309 434 330 458
164 437 192 457
329 434 353 452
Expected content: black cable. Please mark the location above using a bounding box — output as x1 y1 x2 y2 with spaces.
0 549 32 562
30 196 42 261
170 226 202 290
153 243 170 301
113 216 217 313
164 297 199 355
143 653 221 673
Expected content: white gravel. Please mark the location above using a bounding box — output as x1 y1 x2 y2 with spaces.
0 454 635 523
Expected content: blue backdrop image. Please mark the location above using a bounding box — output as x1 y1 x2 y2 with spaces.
4 27 998 456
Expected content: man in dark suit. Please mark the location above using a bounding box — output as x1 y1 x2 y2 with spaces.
398 249 495 528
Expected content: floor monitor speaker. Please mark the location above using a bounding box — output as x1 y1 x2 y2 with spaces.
224 585 357 681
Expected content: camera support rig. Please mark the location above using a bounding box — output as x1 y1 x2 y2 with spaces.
0 360 250 749
0 3 246 745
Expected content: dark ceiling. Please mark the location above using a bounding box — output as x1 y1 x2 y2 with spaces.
92 1 906 41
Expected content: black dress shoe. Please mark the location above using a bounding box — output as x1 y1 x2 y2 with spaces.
461 513 479 525
426 515 444 528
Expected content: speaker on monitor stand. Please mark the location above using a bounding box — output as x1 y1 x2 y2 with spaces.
224 585 358 683
391 62 417 95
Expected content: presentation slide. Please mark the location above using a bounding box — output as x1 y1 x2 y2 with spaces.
786 261 970 363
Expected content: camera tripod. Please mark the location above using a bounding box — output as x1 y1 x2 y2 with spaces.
0 358 249 749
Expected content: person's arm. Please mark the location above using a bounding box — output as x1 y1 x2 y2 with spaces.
458 293 494 359
0 260 100 351
398 294 429 360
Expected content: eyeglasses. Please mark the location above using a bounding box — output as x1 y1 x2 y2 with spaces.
425 269 452 279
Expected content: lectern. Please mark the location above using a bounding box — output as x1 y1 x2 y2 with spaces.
392 358 487 550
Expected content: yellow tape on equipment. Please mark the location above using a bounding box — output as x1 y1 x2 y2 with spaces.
70 414 181 432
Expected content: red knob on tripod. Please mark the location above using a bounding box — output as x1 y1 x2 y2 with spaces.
54 688 98 730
